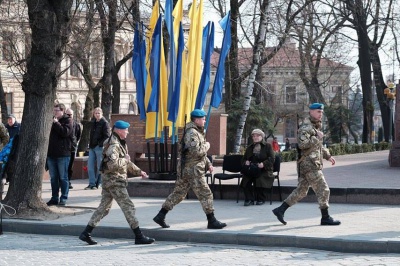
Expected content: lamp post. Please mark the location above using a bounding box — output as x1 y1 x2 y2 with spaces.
384 82 396 142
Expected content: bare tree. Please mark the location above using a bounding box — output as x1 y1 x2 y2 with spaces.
339 0 394 143
0 72 7 124
292 0 349 143
232 0 269 153
70 0 137 152
4 0 73 217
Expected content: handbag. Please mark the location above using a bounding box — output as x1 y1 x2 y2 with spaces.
241 163 261 178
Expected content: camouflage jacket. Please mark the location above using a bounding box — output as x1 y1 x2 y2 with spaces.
180 121 211 175
297 116 331 173
100 133 142 188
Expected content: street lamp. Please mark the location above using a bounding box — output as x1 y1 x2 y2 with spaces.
384 82 396 142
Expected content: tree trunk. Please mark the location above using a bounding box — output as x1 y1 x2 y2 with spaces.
4 0 73 217
112 64 120 114
346 0 373 143
233 0 269 154
112 50 133 114
0 72 8 123
371 45 391 142
226 0 240 111
96 0 117 122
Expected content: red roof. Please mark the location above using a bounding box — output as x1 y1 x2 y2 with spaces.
211 43 353 71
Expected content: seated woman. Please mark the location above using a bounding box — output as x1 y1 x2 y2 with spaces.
241 129 275 206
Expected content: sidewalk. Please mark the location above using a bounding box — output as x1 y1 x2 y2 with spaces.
2 150 400 253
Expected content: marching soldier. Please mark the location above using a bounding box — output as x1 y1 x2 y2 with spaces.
79 120 155 245
153 109 226 229
272 103 340 226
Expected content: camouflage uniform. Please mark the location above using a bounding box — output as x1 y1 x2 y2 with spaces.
284 116 331 209
0 123 10 151
88 133 142 229
162 121 214 214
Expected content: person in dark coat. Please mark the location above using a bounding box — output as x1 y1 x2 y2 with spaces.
85 107 110 189
65 108 81 189
241 128 275 206
5 114 20 139
46 103 73 206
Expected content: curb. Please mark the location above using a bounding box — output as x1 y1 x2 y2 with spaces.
127 181 400 205
3 220 400 254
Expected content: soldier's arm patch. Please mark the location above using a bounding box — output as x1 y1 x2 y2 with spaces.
190 141 197 147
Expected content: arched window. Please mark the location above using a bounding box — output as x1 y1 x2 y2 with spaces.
91 47 102 78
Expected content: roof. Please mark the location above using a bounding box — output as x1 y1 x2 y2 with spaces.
210 42 353 72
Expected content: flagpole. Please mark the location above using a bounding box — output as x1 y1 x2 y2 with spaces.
154 114 159 173
205 103 212 132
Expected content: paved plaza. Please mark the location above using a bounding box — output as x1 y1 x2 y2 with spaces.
1 150 400 263
1 233 400 265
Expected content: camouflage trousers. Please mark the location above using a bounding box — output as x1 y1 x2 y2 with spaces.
88 185 139 229
162 165 214 214
284 169 330 209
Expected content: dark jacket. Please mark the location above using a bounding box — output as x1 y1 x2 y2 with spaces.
47 115 73 158
5 122 21 139
70 120 82 152
240 140 275 188
89 117 110 149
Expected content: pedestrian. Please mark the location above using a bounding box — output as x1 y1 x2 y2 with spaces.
85 107 110 190
153 109 226 230
284 138 291 151
5 114 20 139
3 114 19 185
79 120 155 245
272 103 340 226
272 137 280 153
241 129 275 206
46 103 73 206
65 108 81 189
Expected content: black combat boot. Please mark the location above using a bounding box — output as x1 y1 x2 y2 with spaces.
153 208 170 228
320 208 341 225
206 213 227 229
272 202 290 225
79 225 97 245
133 227 155 245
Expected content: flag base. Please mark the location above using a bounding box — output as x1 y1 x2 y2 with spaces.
149 172 177 180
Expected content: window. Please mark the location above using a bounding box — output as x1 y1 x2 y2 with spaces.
70 61 80 77
24 33 31 59
2 31 13 62
91 50 102 78
5 93 13 114
331 86 342 93
331 86 343 105
285 117 297 138
285 86 296 104
127 59 134 79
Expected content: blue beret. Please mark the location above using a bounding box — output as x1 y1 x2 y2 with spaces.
114 120 130 129
190 109 206 118
309 103 324 110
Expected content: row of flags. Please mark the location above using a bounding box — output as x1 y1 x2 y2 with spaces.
132 0 231 141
